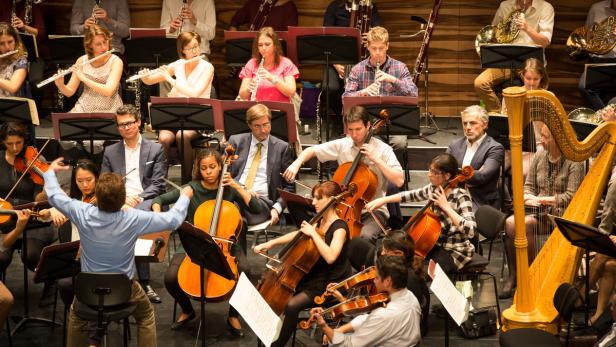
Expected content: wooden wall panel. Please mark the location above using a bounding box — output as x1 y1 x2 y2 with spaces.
41 0 597 116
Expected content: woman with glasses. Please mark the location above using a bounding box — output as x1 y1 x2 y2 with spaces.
140 31 214 183
366 153 476 276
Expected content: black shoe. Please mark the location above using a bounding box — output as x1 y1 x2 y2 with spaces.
143 284 162 304
39 281 57 307
227 318 245 338
499 281 516 299
171 311 195 330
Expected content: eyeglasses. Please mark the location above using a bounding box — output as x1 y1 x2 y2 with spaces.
183 44 199 52
117 120 138 129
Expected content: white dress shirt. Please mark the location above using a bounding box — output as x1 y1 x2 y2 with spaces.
160 0 216 55
124 134 144 197
492 0 554 45
462 133 487 167
239 135 269 201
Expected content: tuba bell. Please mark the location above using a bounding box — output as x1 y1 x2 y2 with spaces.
475 10 523 55
567 16 616 61
568 107 604 124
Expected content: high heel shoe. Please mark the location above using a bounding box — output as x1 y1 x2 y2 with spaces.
227 318 245 338
171 311 195 330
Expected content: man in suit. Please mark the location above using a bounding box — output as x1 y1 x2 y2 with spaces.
228 104 295 232
102 104 168 303
446 105 504 211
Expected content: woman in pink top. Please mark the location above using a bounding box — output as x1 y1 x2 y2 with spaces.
238 27 299 102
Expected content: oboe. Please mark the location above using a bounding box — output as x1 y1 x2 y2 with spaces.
374 59 381 96
178 0 188 34
250 58 264 101
92 0 101 25
126 54 204 82
37 49 115 88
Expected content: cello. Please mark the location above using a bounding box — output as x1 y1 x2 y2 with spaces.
404 166 474 258
177 145 241 300
332 110 388 238
258 185 355 315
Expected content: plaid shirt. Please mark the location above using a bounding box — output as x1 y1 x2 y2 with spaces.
400 185 476 269
343 55 418 97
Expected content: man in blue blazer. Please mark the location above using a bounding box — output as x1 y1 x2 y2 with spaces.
101 104 168 303
446 105 504 211
228 104 295 231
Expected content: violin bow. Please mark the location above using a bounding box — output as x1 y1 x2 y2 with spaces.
4 139 51 201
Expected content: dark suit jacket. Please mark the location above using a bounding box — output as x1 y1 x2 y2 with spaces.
101 137 167 201
446 135 504 207
228 133 295 209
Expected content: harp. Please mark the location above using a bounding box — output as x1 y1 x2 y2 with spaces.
501 87 616 333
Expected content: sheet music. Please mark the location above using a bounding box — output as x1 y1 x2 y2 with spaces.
230 273 282 347
134 239 153 257
428 260 470 326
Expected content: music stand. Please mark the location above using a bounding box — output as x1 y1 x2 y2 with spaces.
149 97 219 183
585 63 616 93
552 215 616 326
217 100 297 144
486 115 536 152
480 44 544 85
0 97 40 125
18 32 39 62
224 31 288 67
287 26 361 142
570 119 599 141
136 231 171 263
125 32 176 69
279 188 315 228
177 221 234 347
47 35 84 66
51 113 120 158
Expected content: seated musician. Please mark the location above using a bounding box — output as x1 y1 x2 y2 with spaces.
0 122 56 307
343 26 417 150
0 280 12 334
500 124 584 299
70 0 130 54
160 0 216 56
140 31 214 183
102 104 168 303
322 0 383 136
474 0 554 114
254 181 351 347
366 153 476 275
42 157 191 347
446 105 504 211
343 230 429 337
54 24 123 113
578 0 616 110
283 105 405 243
311 255 421 347
1 0 47 56
152 148 261 335
228 104 295 227
229 0 298 31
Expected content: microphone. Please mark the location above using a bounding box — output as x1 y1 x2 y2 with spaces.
153 237 165 256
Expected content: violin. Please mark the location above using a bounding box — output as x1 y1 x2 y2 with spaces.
177 145 242 300
299 292 389 329
0 199 50 224
314 266 376 304
404 166 474 258
14 145 50 186
332 110 389 239
258 185 356 315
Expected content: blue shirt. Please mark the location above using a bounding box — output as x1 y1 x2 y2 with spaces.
43 170 189 279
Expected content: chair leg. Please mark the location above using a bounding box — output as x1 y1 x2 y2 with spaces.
123 318 129 347
291 327 297 347
486 272 502 327
52 285 58 327
6 319 12 347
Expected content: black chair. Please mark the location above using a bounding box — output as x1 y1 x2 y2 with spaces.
499 283 581 347
475 205 507 261
74 272 137 347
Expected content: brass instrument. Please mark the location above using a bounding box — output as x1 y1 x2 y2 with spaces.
568 107 604 124
250 58 264 101
475 10 524 55
567 16 616 61
125 54 204 82
501 87 616 333
37 49 115 88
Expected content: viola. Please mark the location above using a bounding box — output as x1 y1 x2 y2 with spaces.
0 198 49 224
313 266 376 304
14 146 50 186
258 185 356 315
177 145 242 300
299 292 389 329
404 166 474 258
332 110 389 239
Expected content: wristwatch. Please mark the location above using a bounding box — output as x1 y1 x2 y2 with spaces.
271 75 280 84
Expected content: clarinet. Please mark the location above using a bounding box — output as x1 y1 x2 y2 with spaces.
411 0 442 85
250 58 265 101
249 0 279 31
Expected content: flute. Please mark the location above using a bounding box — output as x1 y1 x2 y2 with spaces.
0 50 18 59
125 54 204 82
37 49 115 88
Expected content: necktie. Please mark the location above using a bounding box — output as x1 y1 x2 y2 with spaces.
244 142 262 190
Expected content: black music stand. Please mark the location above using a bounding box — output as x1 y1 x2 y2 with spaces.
279 188 315 228
0 97 39 125
18 33 39 62
486 115 536 152
218 100 297 144
585 63 616 94
552 215 616 326
287 27 361 142
224 31 288 67
177 222 234 347
125 34 176 69
570 119 599 141
480 44 544 85
47 35 84 66
51 113 120 160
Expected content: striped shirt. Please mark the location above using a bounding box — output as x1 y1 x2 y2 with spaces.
343 56 418 97
399 185 476 269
